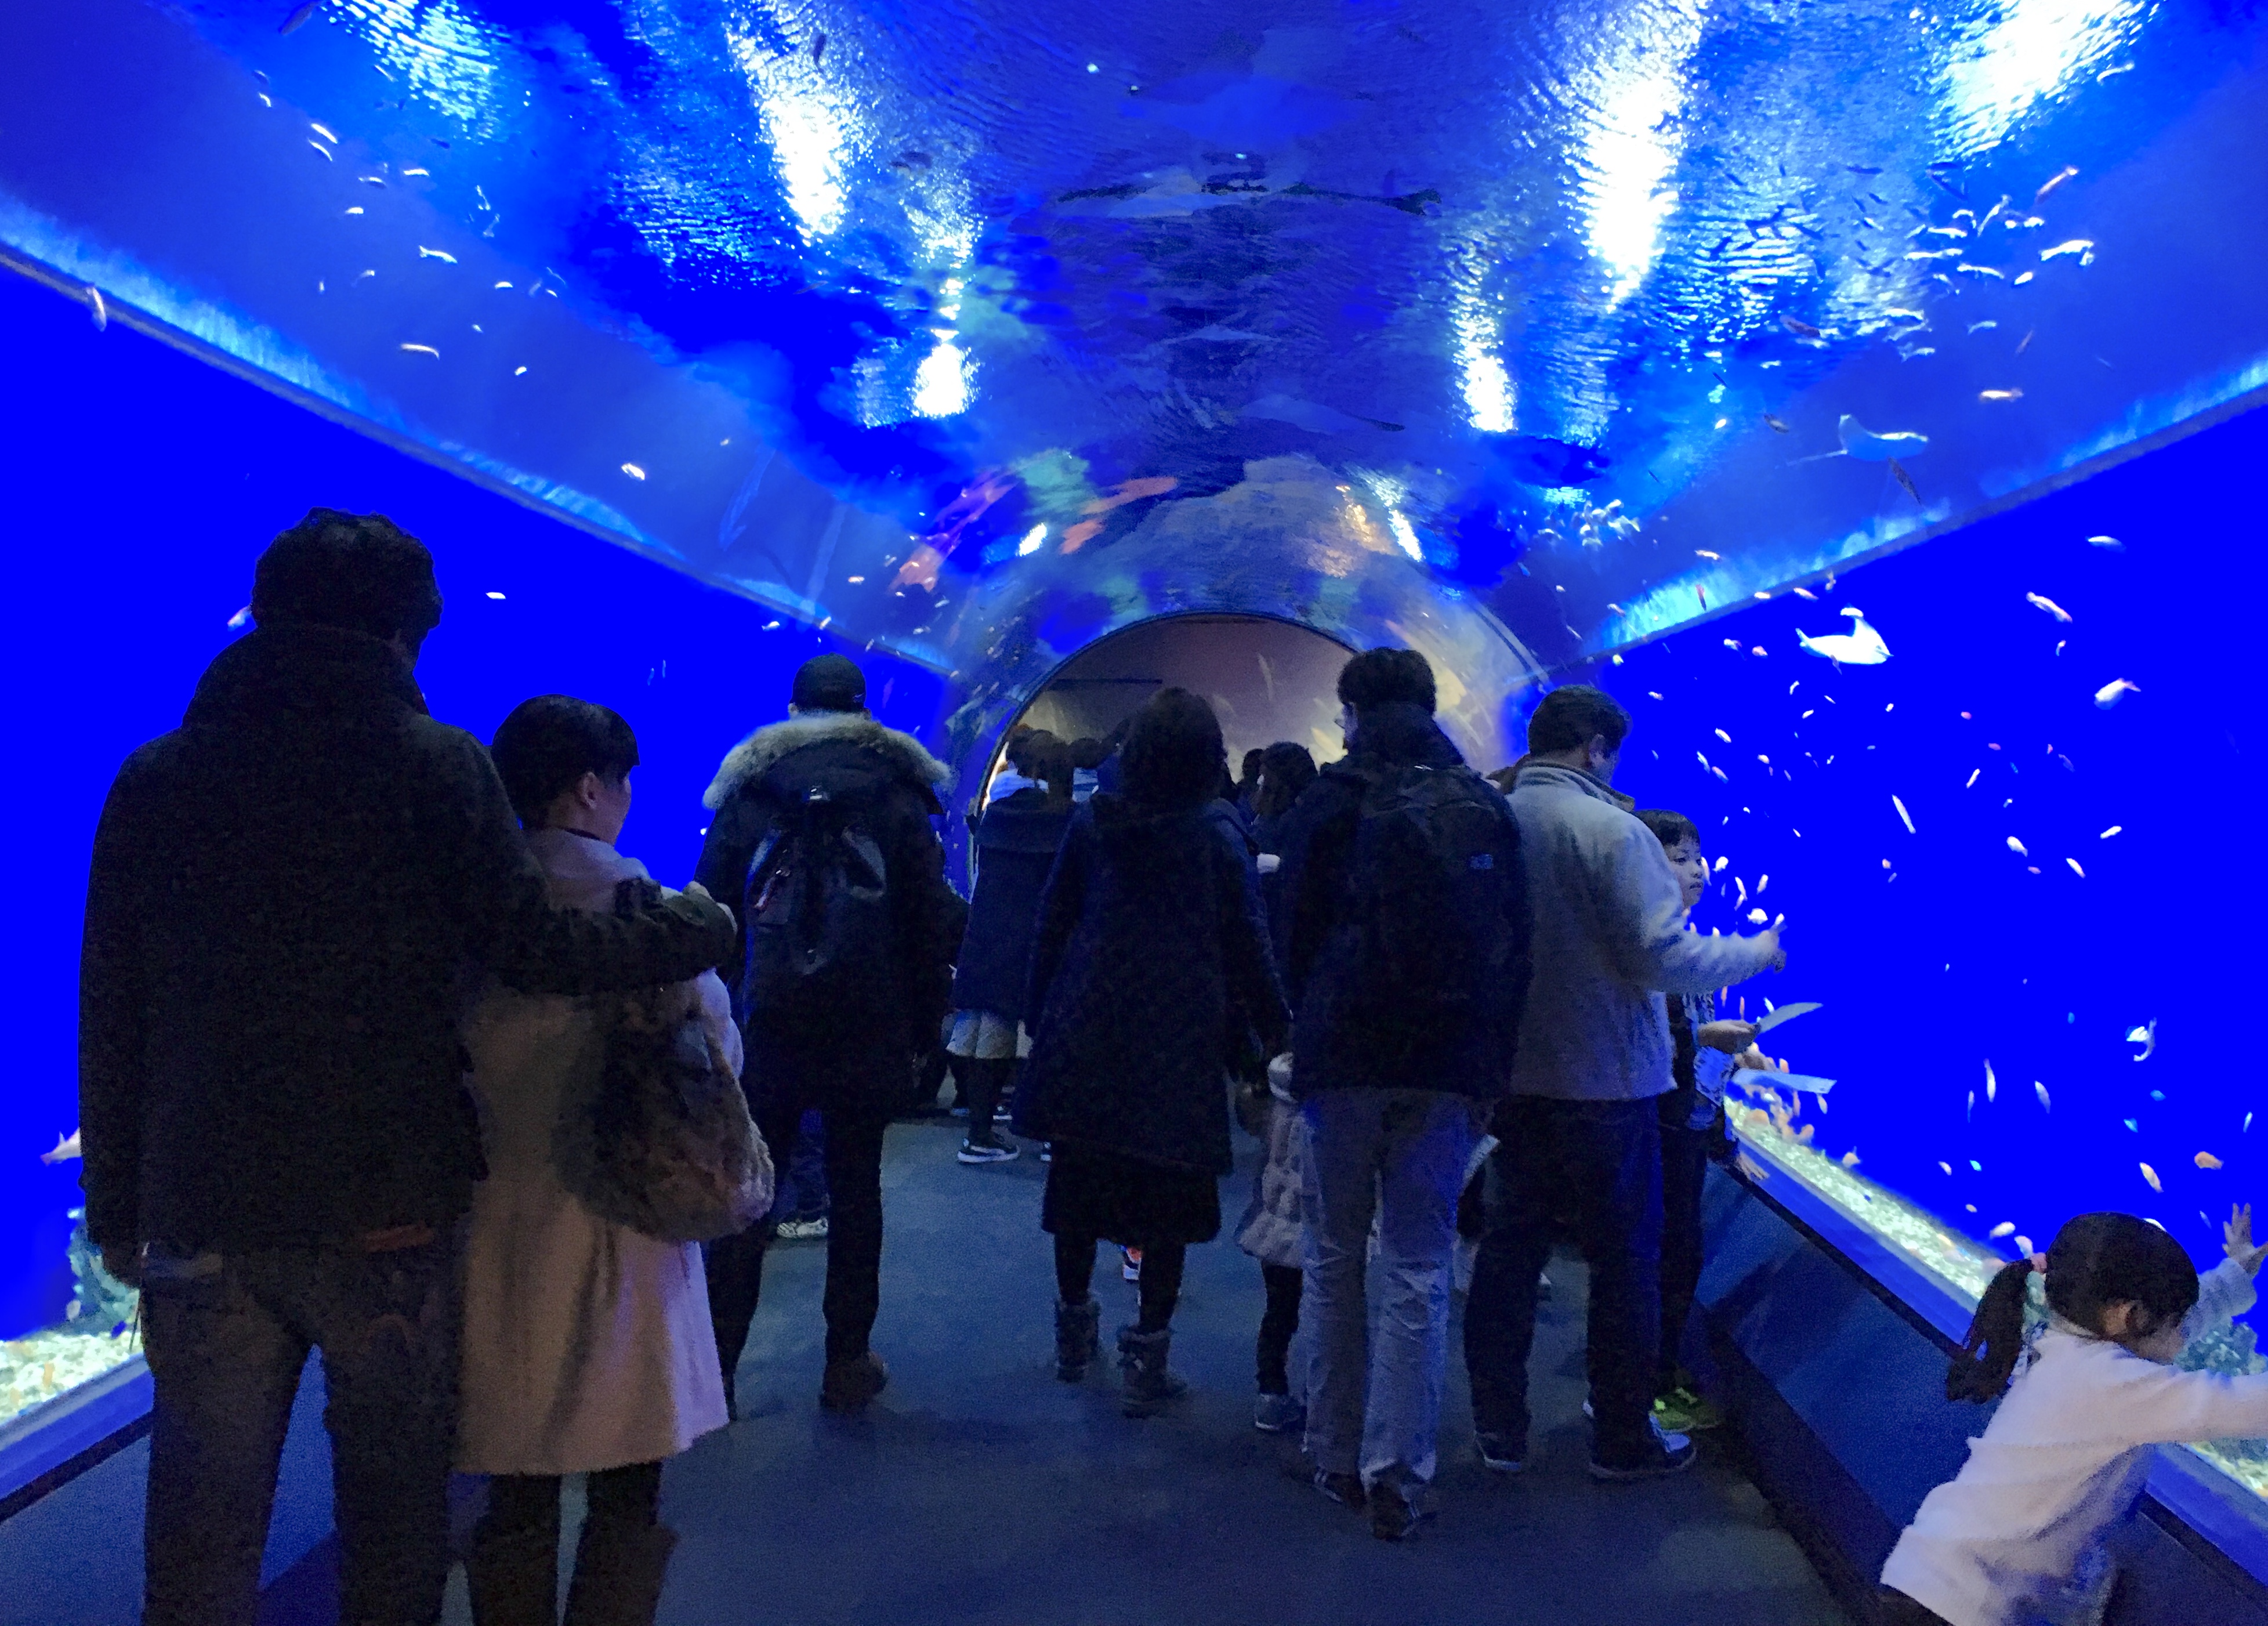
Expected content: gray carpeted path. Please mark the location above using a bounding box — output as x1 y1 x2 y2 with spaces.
446 1115 1847 1626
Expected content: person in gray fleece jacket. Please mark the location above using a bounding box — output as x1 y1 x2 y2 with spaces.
1462 684 1782 1480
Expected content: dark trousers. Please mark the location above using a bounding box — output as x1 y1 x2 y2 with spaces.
1256 1263 1303 1395
705 1100 890 1383
1055 1235 1186 1334
1658 1122 1712 1393
140 1229 461 1626
1876 1589 1956 1626
954 1056 1014 1145
1463 1096 1663 1461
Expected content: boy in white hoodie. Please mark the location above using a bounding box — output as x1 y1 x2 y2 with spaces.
1881 1206 2268 1625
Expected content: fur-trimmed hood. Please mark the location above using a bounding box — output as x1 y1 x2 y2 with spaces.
703 711 954 811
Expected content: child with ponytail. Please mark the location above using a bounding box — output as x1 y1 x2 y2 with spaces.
1880 1206 2268 1625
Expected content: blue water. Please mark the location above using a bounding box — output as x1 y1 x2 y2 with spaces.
1573 401 2267 1270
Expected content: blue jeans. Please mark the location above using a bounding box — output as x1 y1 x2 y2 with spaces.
1463 1096 1664 1463
139 1229 462 1626
1299 1089 1481 1490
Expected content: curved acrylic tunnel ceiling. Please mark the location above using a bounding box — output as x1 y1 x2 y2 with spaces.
5 0 2267 770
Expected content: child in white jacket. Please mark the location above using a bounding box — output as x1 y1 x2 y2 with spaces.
1880 1205 2268 1626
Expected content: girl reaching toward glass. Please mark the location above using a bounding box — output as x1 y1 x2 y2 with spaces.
1879 1204 2268 1626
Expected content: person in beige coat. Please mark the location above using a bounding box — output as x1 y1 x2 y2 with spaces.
460 696 766 1626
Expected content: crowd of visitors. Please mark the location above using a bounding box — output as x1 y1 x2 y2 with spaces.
79 508 2268 1626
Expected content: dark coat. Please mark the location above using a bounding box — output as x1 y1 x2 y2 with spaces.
694 712 962 1112
78 627 736 1255
1013 796 1289 1175
1275 702 1528 1100
951 790 1075 1021
1251 807 1297 944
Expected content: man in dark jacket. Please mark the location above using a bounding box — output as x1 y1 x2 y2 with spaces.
694 653 962 1415
79 510 737 1626
1273 647 1530 1540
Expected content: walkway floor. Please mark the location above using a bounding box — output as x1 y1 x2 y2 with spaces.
441 1115 1848 1626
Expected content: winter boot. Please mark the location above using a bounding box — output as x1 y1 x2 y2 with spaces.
465 1518 559 1626
1117 1326 1190 1418
562 1520 679 1626
819 1350 890 1413
1055 1297 1102 1381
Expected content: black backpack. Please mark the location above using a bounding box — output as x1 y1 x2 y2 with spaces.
737 778 895 1027
1349 763 1525 1013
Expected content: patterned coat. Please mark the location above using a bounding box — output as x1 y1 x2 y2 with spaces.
1013 795 1289 1175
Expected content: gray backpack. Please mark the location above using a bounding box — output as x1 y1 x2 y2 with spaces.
555 878 774 1242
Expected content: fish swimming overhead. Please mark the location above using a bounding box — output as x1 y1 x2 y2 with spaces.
1837 415 1929 461
2026 593 2073 623
1798 609 1891 665
2126 1020 2157 1061
2093 678 2140 708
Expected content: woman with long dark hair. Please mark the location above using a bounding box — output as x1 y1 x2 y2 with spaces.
1013 689 1290 1415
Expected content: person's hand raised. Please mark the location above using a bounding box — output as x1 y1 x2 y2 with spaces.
1697 1019 1758 1055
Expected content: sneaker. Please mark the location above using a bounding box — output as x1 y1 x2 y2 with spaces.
1121 1247 1142 1283
1253 1392 1306 1434
818 1351 890 1414
774 1215 829 1242
1279 1451 1366 1511
1653 1387 1725 1433
957 1138 1020 1165
1370 1482 1433 1542
994 1101 1014 1122
1588 1417 1697 1481
1039 1144 1053 1163
1475 1432 1526 1473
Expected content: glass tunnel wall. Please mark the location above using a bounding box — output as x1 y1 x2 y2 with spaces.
1553 399 2267 1295
0 270 945 1353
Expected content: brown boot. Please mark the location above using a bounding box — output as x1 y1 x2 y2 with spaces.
466 1519 559 1626
562 1520 678 1626
819 1350 890 1413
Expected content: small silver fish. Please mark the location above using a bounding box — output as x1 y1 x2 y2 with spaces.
2039 239 2093 263
399 342 439 357
2025 592 2072 623
2093 678 2140 708
2034 164 2079 204
280 0 320 33
2086 534 2124 551
2007 836 2028 858
2126 1020 2157 1061
1799 609 1892 666
1838 415 1929 461
416 247 457 263
1979 388 2024 403
86 286 107 331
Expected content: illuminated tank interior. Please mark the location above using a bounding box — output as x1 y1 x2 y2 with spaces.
5 0 2268 1597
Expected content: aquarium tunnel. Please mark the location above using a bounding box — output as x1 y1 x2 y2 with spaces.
3 0 2268 1618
